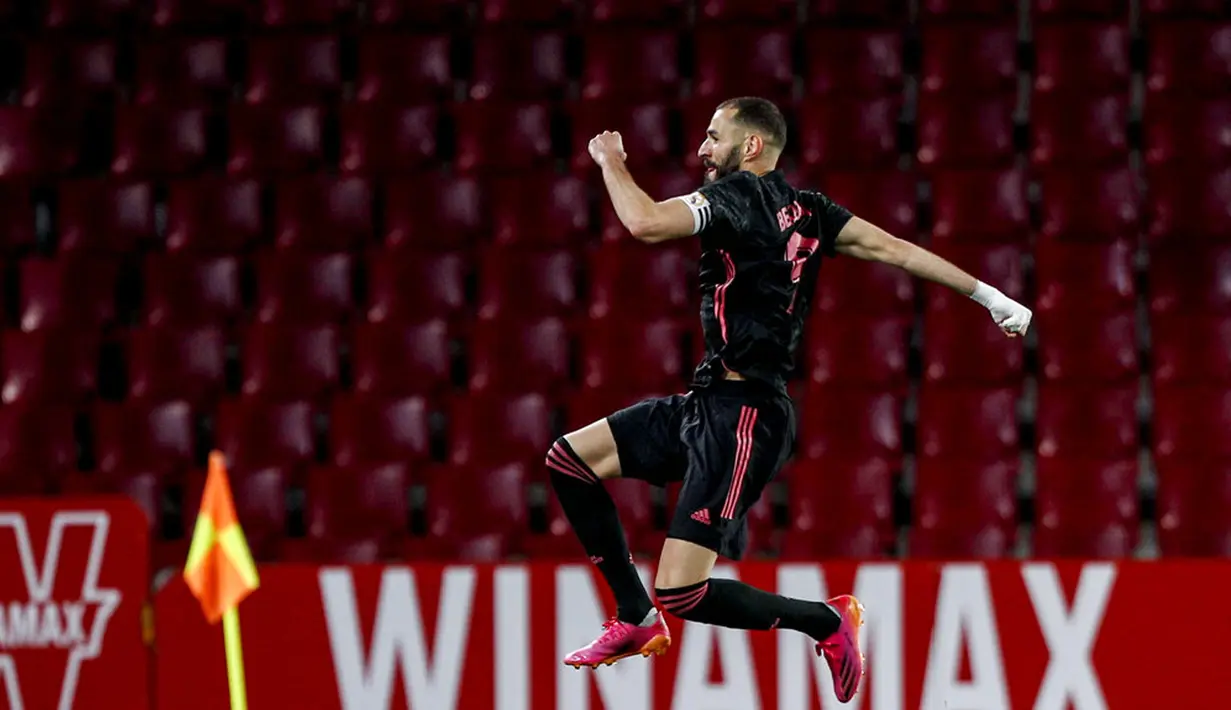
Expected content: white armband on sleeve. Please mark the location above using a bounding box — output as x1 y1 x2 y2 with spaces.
673 191 714 235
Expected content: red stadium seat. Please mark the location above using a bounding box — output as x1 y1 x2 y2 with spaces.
1142 0 1225 19
1034 22 1131 93
57 180 155 254
920 0 1016 18
916 386 1018 460
796 387 902 460
568 101 671 170
811 170 918 239
256 0 354 26
1147 167 1231 245
365 250 467 322
692 27 795 103
141 254 240 326
1036 310 1138 383
478 0 572 23
1153 386 1231 462
588 243 694 320
227 104 325 175
1031 94 1129 167
223 465 289 562
469 32 568 101
357 34 453 102
453 102 555 173
581 318 685 391
112 106 209 177
93 400 194 478
253 251 354 324
0 107 79 178
531 477 658 558
126 326 226 405
1035 383 1138 458
910 458 1017 558
150 0 249 26
274 176 372 251
470 317 572 393
581 30 680 101
352 320 452 397
585 0 686 22
795 96 903 170
416 462 528 561
477 248 578 320
45 0 138 26
916 94 1017 168
383 174 485 250
304 463 408 562
1151 314 1231 386
0 184 36 254
930 168 1029 244
1035 240 1135 313
1147 22 1231 95
1034 0 1127 18
490 172 590 246
329 394 431 466
808 0 909 22
599 171 698 242
166 178 262 253
21 39 116 106
135 38 229 105
923 288 1025 386
1033 457 1138 557
213 399 315 471
803 28 903 97
806 316 910 389
0 405 76 494
368 0 467 25
1 329 98 405
240 324 339 399
696 0 797 22
816 256 915 317
339 104 438 174
1038 166 1141 242
920 23 1018 94
1149 246 1231 314
1144 100 1231 166
781 456 895 559
20 256 118 332
449 392 554 467
244 35 340 103
1156 459 1231 557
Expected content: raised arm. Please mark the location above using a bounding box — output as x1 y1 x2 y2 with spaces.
834 216 1033 336
589 131 697 243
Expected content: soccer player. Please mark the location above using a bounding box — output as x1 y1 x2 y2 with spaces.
547 97 1031 702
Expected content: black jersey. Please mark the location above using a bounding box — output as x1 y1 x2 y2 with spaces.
677 169 853 392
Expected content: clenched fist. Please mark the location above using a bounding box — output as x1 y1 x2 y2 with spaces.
971 281 1032 337
588 131 626 166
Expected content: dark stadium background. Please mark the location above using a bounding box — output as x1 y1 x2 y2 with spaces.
0 0 1226 578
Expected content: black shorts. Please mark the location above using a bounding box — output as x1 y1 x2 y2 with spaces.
606 379 796 560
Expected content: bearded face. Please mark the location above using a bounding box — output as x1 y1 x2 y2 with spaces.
703 143 744 185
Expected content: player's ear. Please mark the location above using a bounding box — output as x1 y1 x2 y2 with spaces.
744 133 764 160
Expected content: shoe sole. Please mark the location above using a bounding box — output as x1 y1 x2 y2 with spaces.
564 634 671 670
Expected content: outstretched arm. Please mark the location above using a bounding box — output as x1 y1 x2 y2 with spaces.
834 216 1033 336
590 131 697 243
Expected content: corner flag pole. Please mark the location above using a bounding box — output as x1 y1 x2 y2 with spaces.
184 450 261 710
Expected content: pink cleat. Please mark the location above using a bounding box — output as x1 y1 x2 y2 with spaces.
563 613 672 669
816 595 866 703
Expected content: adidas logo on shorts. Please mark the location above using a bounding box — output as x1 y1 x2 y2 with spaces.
690 509 711 525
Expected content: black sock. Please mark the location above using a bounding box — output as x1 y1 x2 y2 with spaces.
655 579 841 640
548 438 655 624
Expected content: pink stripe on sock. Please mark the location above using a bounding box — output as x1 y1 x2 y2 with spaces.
722 407 757 519
660 585 708 613
551 443 596 482
548 445 596 483
547 458 593 483
670 583 710 615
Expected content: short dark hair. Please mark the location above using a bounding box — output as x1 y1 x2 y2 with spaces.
717 97 787 151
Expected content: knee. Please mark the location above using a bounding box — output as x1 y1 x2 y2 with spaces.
654 580 711 621
546 437 600 485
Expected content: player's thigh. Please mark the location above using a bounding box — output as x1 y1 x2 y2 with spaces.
563 394 689 483
665 392 794 562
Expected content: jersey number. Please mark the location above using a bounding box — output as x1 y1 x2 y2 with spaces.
785 232 820 283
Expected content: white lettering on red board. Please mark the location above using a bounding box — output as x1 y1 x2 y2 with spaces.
670 566 761 710
921 564 1010 710
1023 563 1115 710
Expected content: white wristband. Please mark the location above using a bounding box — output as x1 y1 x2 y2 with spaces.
970 280 1002 309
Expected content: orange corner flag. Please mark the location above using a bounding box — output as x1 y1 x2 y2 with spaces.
184 451 260 624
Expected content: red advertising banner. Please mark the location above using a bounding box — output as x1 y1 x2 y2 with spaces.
0 497 150 710
155 560 1231 710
